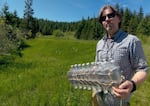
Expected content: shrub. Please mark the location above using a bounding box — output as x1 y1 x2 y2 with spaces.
0 19 27 64
53 29 64 37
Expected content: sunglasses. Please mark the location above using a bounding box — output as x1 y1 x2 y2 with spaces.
100 12 116 22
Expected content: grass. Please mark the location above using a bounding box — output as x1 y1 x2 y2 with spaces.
0 36 96 106
130 43 150 106
0 36 149 106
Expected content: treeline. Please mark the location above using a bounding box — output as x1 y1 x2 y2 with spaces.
1 3 150 39
75 4 150 40
0 1 150 64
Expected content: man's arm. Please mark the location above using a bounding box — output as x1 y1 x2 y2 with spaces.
112 71 148 99
131 71 148 86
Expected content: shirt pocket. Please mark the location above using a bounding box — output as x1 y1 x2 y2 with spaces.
113 47 129 62
97 49 113 62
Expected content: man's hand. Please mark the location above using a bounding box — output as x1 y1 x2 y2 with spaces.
112 80 133 99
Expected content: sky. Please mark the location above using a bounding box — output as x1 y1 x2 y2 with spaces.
0 0 150 22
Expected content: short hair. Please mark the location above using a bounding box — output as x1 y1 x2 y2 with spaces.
98 5 122 28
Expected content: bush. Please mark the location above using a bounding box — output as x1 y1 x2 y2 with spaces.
0 19 27 64
53 29 64 37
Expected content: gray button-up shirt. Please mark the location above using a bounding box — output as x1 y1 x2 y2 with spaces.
95 29 149 106
96 29 148 79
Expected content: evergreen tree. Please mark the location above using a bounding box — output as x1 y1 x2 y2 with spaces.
74 18 86 39
92 18 104 39
127 11 138 35
24 0 34 27
1 3 19 26
81 17 90 39
137 6 144 22
137 16 150 36
122 8 131 32
23 0 35 38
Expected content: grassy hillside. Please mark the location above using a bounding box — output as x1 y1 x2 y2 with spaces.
0 36 149 106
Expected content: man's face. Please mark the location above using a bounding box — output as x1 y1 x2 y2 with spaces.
101 8 120 35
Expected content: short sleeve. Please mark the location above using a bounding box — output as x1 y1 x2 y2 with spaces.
129 38 149 72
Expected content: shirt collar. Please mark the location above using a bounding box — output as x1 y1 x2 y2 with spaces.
103 29 124 41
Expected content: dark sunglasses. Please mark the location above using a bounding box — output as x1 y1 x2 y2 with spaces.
100 12 116 22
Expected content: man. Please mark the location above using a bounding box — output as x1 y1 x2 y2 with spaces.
92 5 149 106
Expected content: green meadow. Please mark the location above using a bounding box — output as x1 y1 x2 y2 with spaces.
0 36 150 106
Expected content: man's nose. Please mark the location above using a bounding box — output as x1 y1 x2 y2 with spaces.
105 16 110 21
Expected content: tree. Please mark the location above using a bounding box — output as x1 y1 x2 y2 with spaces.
91 18 104 39
24 0 34 28
122 8 132 32
137 6 144 22
0 20 25 64
53 29 64 37
0 3 19 27
1 3 11 24
74 18 86 39
23 0 35 38
137 16 150 36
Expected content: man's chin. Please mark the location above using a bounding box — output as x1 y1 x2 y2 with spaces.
106 27 112 32
106 26 112 31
